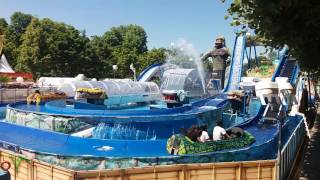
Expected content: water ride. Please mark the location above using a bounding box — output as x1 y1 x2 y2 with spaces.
0 33 307 176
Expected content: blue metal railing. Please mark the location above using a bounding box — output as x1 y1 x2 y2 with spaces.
272 57 288 81
280 115 306 180
290 64 300 85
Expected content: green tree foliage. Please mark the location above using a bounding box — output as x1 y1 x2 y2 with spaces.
138 48 166 72
3 12 166 79
84 36 112 78
103 25 148 78
4 12 33 66
17 18 89 78
225 0 320 72
0 18 8 35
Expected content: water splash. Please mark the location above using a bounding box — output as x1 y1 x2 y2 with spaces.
92 123 157 140
166 39 206 94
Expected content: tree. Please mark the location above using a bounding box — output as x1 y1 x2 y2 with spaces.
0 18 8 35
103 25 148 78
137 48 166 73
3 12 33 67
4 12 167 79
225 0 320 72
84 36 113 78
17 18 89 78
15 18 42 77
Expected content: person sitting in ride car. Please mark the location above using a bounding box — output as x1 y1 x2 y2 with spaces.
198 125 210 142
226 127 244 138
212 121 230 141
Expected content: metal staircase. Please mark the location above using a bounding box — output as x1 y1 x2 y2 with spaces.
279 58 297 82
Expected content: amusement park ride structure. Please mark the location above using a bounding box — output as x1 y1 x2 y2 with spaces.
0 33 312 180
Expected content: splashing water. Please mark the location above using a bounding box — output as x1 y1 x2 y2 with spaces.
167 39 206 94
92 123 157 140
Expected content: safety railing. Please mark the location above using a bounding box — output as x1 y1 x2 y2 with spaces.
280 116 306 180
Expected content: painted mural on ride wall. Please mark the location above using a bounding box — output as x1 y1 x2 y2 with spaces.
1 107 306 170
29 134 278 170
5 106 229 141
30 116 304 170
5 108 90 134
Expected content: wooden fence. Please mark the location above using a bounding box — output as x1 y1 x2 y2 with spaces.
0 149 277 180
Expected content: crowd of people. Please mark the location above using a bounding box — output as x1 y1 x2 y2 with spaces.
181 121 244 143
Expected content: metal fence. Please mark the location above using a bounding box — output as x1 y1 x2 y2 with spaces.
0 88 52 104
280 116 306 180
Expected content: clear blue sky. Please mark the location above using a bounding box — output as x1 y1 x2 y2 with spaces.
0 0 237 54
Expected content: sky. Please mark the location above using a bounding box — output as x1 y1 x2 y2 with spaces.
0 0 237 54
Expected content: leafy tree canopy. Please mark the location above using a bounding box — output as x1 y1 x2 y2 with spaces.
225 0 320 72
0 18 8 35
2 12 166 79
17 18 89 78
2 12 33 66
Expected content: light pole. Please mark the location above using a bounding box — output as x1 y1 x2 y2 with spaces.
112 65 118 78
130 63 136 81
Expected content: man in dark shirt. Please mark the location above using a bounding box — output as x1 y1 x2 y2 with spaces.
227 127 244 138
202 36 230 89
186 125 201 142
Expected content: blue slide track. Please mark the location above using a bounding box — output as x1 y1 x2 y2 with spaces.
223 34 246 92
137 63 162 82
271 47 289 81
271 46 299 85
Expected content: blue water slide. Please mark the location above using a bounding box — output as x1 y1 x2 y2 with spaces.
137 63 162 82
271 46 289 81
271 46 299 85
223 34 247 92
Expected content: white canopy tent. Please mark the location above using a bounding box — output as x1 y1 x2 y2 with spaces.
0 54 14 73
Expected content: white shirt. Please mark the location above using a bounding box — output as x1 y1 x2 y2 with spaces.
212 126 226 141
199 131 210 142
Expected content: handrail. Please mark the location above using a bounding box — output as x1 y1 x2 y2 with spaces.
271 47 289 81
290 64 300 85
279 114 306 180
281 117 304 152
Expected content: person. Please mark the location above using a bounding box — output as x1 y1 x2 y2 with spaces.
179 127 188 136
27 90 41 105
201 36 230 89
226 127 244 138
227 90 244 114
212 121 230 141
186 125 201 142
197 125 210 142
